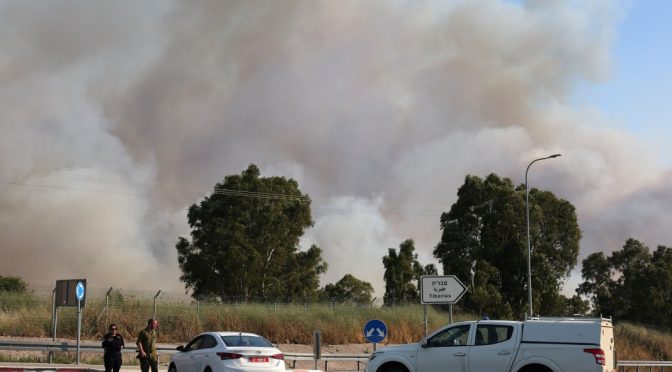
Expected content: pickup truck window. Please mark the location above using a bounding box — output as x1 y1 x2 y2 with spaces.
475 325 514 345
426 324 470 347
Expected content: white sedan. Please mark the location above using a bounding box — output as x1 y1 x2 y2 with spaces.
169 332 286 372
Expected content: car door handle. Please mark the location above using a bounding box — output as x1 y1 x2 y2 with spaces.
454 352 466 357
498 351 511 355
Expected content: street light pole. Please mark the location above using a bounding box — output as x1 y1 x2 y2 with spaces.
525 153 561 317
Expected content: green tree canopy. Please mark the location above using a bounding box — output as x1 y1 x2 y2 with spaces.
0 275 28 292
579 239 672 326
319 274 374 304
383 239 424 306
434 174 581 317
176 164 327 301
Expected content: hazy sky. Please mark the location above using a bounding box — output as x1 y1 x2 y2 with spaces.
1 0 670 300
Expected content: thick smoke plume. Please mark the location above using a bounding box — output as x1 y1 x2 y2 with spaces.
1 0 669 298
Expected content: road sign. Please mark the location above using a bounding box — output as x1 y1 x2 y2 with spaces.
421 275 467 304
55 279 87 307
364 319 387 343
75 281 85 301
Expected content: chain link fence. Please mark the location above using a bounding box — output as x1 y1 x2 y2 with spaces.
0 288 457 345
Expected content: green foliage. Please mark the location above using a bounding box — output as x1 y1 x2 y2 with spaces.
423 264 438 275
319 274 374 304
579 239 672 327
434 174 581 317
0 275 28 293
176 164 327 301
383 239 424 306
0 290 41 313
565 295 590 315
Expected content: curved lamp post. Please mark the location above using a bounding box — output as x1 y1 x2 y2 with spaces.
526 154 561 317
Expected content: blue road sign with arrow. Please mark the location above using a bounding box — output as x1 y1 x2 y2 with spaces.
75 281 85 301
364 319 387 343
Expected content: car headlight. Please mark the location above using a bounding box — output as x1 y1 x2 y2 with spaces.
369 351 383 361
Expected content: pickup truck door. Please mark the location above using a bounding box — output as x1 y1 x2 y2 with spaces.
468 324 517 372
416 324 471 372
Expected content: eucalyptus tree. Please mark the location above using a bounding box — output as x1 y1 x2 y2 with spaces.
320 274 375 304
383 239 424 306
434 174 581 317
176 164 327 301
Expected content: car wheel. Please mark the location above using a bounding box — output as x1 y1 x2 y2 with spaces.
518 365 552 372
168 364 177 372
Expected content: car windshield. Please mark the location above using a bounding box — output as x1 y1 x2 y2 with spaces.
220 335 273 347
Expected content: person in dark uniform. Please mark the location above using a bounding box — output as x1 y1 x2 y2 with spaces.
102 323 125 372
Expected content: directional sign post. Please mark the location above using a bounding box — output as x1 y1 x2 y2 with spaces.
421 275 467 304
75 281 85 365
421 275 468 328
364 319 387 352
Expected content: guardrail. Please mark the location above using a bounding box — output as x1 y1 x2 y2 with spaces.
0 340 369 371
280 352 368 371
617 360 672 371
9 340 672 372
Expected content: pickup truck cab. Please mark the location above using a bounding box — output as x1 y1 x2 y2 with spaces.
366 317 615 372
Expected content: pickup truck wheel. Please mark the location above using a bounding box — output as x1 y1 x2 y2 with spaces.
518 364 552 372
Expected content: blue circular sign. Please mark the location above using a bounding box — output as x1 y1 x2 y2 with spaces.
75 281 85 301
364 319 387 343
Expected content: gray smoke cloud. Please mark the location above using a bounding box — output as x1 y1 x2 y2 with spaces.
1 0 670 298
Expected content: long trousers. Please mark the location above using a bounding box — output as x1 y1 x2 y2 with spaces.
140 356 158 372
104 352 122 372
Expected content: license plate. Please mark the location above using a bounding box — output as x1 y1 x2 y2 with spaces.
248 357 268 363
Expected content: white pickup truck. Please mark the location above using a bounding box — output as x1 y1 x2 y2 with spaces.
365 317 615 372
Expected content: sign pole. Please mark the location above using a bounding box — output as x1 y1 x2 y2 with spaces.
76 298 81 364
423 304 428 338
74 280 85 365
50 288 56 364
449 304 453 324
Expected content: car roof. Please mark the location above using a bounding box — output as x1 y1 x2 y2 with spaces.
474 320 521 325
203 331 263 337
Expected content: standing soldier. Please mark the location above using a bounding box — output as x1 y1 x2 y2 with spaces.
136 318 159 372
102 323 125 372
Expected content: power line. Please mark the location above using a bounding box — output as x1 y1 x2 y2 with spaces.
0 167 446 218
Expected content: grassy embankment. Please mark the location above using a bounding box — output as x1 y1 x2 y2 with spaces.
0 291 670 363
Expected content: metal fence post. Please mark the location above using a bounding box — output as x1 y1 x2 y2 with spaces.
153 290 161 318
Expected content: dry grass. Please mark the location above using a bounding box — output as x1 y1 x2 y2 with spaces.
615 322 672 360
0 293 468 344
2 292 672 361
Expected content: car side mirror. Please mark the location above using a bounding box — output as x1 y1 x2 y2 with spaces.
453 339 461 346
420 340 428 348
176 345 184 351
